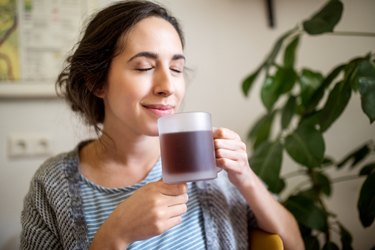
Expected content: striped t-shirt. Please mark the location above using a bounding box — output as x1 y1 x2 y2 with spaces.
80 160 206 249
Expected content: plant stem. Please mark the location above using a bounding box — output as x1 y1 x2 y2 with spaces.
288 181 310 196
309 168 331 242
329 222 341 235
317 197 331 243
331 175 363 184
329 31 375 37
283 170 306 179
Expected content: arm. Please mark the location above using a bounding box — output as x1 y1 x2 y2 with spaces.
21 182 62 250
213 128 304 250
89 180 188 250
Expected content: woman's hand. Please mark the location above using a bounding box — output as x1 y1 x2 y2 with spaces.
213 127 253 189
90 180 188 249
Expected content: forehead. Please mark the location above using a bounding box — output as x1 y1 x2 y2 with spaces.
118 16 183 56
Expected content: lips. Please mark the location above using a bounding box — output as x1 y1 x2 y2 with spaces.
142 104 175 117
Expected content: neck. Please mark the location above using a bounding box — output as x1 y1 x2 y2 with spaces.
97 132 160 166
80 132 161 188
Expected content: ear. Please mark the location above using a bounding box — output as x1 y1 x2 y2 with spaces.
94 87 106 98
86 80 106 98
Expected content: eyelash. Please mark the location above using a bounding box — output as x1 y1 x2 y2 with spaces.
137 68 153 72
171 68 182 73
136 67 183 74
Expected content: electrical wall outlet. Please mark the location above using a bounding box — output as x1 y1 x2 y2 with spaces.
7 133 53 158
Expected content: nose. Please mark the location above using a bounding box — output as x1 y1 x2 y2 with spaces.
153 67 175 97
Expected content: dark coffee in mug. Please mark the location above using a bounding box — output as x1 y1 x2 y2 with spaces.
160 130 216 175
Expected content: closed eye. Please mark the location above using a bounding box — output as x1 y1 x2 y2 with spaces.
136 67 153 72
170 68 183 74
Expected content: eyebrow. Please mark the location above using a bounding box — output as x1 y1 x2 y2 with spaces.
128 51 185 62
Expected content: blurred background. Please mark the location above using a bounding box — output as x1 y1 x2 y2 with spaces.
0 0 374 249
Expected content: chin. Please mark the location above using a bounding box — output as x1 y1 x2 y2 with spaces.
145 127 159 137
148 132 159 137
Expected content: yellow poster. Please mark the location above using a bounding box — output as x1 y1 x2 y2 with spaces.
0 0 20 81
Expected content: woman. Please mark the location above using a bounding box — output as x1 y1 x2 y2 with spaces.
21 1 304 249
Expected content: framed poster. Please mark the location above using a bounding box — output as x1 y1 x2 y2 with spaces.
0 0 97 98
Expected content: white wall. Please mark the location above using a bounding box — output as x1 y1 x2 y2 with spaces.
1 0 374 249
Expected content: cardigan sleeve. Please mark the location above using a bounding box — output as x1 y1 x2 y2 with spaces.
20 150 89 250
20 176 63 250
196 171 254 250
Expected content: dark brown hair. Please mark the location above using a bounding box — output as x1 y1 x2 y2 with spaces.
56 0 184 133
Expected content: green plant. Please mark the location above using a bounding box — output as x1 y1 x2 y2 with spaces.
241 0 375 249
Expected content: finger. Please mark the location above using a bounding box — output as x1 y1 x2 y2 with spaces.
163 215 184 232
152 201 187 220
213 127 241 140
216 158 243 174
148 213 184 235
175 193 189 204
157 180 188 196
214 138 246 152
162 193 189 209
215 148 247 163
167 203 188 218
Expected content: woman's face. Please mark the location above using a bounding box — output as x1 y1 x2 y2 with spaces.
99 16 186 137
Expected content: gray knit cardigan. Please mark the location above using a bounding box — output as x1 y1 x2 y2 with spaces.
21 143 256 250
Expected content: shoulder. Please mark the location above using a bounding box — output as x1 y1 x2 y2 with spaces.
24 144 83 211
33 149 79 184
28 141 87 196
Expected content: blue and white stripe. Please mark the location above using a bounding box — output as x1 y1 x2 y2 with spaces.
80 160 206 249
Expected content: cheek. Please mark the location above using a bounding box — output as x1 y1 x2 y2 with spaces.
176 80 186 99
107 74 147 99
